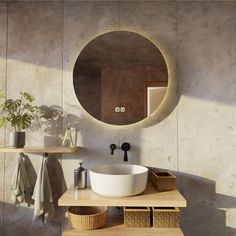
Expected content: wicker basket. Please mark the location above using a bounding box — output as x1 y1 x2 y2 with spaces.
124 207 151 227
152 207 180 228
68 206 107 231
150 171 176 191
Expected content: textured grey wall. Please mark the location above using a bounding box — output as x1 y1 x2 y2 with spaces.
0 1 236 236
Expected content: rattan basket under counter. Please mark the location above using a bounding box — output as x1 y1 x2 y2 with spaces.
152 207 180 228
124 207 151 227
68 206 107 231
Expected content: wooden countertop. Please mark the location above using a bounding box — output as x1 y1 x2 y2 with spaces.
59 183 187 207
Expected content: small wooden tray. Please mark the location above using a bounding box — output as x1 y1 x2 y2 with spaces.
150 171 176 192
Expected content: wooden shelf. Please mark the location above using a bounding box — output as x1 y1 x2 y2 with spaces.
59 183 187 207
59 184 186 235
63 225 184 236
0 146 79 153
62 210 184 236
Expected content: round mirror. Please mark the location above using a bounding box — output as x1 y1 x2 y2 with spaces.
73 31 168 125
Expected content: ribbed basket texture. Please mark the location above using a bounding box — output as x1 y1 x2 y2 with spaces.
124 207 151 227
68 206 107 231
153 207 180 228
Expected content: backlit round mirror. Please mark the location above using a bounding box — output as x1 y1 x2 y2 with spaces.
73 31 168 125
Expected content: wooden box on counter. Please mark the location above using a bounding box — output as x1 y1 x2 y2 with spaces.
150 170 176 192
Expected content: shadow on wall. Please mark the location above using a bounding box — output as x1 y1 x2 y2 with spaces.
149 167 236 236
39 104 92 161
2 154 68 236
38 104 123 164
176 172 236 236
2 201 61 236
38 105 80 147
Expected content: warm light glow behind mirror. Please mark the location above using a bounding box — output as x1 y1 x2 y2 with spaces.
73 31 168 125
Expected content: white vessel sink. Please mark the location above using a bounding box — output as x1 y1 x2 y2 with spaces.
89 164 148 197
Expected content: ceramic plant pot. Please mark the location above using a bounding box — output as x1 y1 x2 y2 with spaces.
15 131 26 148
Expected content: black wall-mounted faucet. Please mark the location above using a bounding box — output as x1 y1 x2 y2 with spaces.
110 142 131 161
121 142 130 162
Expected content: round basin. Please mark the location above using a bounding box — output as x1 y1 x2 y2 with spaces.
89 164 148 197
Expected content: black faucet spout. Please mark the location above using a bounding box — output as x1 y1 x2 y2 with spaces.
121 142 130 162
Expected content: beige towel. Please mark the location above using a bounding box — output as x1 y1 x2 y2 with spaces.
11 154 33 205
32 156 54 223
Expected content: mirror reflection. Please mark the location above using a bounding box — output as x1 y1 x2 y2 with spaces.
73 31 168 125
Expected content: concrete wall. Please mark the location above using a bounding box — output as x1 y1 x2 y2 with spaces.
0 1 236 236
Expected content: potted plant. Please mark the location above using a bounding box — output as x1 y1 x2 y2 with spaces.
0 91 41 148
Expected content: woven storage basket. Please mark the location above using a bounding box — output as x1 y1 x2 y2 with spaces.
68 206 107 231
152 207 180 228
151 171 176 192
124 207 151 227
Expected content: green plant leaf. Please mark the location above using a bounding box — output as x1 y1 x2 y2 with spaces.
4 99 21 112
0 103 5 110
0 117 7 127
0 91 41 130
23 103 35 113
21 92 35 103
21 113 32 129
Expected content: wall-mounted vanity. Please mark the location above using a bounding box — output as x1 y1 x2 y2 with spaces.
59 183 186 236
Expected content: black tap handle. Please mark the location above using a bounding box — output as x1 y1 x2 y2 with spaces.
110 144 116 155
121 142 130 162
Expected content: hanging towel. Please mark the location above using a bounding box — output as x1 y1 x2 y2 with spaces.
11 153 35 206
23 154 37 205
32 156 54 223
